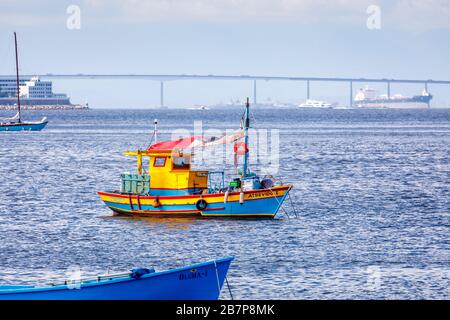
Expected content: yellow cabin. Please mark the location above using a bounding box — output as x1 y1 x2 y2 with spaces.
123 150 209 196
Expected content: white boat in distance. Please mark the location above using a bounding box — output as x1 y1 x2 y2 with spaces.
298 99 334 108
187 105 210 110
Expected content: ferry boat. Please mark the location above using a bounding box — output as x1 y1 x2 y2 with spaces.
98 99 292 218
298 99 333 108
0 33 47 132
354 86 432 108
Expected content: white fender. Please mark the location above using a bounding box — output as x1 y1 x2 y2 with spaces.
224 190 229 203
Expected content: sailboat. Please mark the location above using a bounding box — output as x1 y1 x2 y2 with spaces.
0 32 48 132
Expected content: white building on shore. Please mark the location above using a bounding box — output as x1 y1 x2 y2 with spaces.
0 76 71 105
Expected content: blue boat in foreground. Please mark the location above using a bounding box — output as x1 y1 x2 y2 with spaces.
0 257 233 300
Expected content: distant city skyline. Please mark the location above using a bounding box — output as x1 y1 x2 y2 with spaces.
1 0 450 108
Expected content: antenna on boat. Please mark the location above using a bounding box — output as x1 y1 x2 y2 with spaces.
242 97 250 177
14 32 21 123
154 118 158 144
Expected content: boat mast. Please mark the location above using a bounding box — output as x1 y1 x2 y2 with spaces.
14 32 21 123
242 97 250 177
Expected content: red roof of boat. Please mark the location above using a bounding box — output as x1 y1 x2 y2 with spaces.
147 136 203 151
147 130 245 151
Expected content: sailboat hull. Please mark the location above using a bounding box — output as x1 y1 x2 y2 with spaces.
98 185 292 218
0 120 48 132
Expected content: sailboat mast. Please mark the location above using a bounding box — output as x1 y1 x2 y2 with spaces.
242 97 250 177
14 32 21 123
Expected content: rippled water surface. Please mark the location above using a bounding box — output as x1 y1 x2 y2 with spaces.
0 107 449 299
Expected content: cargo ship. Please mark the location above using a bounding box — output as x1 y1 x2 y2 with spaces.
354 86 432 108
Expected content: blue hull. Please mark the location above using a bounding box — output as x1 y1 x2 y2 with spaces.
104 194 288 217
0 257 233 300
0 121 47 132
99 185 292 218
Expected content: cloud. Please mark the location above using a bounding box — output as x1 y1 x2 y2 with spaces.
0 13 59 27
0 0 63 26
84 0 450 31
386 0 450 32
1 0 450 32
87 0 371 23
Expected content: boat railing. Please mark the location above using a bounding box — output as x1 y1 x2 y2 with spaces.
51 272 133 287
207 171 225 193
79 272 133 283
54 267 157 287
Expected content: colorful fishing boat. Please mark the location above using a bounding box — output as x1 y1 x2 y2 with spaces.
98 99 292 218
0 257 233 300
0 32 48 132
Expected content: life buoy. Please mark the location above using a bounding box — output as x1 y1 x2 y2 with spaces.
196 199 207 211
234 142 248 155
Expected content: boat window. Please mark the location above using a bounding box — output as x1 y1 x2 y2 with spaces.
153 157 166 167
172 156 191 170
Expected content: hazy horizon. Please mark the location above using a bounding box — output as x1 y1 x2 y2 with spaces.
1 0 450 108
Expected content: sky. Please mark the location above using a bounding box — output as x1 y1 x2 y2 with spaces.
1 0 450 108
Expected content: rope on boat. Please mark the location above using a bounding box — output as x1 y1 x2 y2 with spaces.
266 185 295 219
265 179 299 219
225 276 234 300
287 191 299 218
213 260 221 298
266 186 288 218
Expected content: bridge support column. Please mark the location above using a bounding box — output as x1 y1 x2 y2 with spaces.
387 82 391 99
160 81 164 108
349 81 353 108
425 82 430 107
253 80 257 104
307 80 310 100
